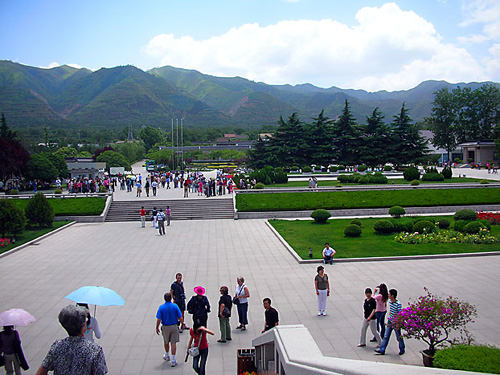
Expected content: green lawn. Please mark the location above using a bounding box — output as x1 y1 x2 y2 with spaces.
236 188 500 212
9 197 106 216
269 217 500 259
0 221 71 255
271 177 484 188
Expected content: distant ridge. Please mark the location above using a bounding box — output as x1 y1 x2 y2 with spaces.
1 60 498 131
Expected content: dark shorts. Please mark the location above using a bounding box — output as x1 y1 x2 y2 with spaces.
175 300 186 312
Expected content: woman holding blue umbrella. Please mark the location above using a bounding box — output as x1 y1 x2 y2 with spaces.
77 303 102 342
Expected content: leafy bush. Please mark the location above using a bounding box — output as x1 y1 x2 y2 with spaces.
0 200 26 237
8 189 19 195
412 217 436 224
368 172 388 184
464 221 487 234
410 179 420 186
384 165 392 171
437 218 450 229
254 182 265 189
390 218 414 233
479 179 490 184
329 166 338 172
478 219 491 231
358 176 370 184
54 188 63 194
337 165 345 170
273 167 288 183
422 173 445 181
414 220 435 234
350 219 362 227
454 220 467 233
389 205 406 218
344 224 362 237
434 345 500 374
302 166 312 173
310 209 331 224
357 165 367 172
403 166 420 181
373 220 394 234
291 166 299 171
454 209 477 222
25 192 54 227
98 185 107 193
442 165 452 179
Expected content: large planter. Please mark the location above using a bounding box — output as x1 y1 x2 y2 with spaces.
420 349 435 367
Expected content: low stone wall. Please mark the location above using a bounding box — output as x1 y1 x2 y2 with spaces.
54 194 113 223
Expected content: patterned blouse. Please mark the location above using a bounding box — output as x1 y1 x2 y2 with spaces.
41 336 108 375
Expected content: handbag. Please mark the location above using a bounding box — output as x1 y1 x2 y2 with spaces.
232 296 240 305
233 284 245 305
222 306 231 318
188 346 200 357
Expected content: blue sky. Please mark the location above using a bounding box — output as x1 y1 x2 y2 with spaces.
1 0 498 91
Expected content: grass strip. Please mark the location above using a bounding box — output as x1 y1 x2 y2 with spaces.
269 217 500 259
236 188 500 212
9 197 106 216
0 221 71 255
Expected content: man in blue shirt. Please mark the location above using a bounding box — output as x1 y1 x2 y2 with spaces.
374 288 405 356
156 293 183 367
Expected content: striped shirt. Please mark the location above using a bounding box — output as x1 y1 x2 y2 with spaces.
388 299 402 322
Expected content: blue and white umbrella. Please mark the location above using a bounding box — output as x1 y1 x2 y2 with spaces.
65 286 125 315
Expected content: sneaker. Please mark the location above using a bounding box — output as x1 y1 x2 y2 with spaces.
163 354 170 361
241 326 246 331
217 339 226 343
322 311 327 316
236 325 243 329
374 349 384 355
318 311 322 316
226 337 232 341
357 344 366 347
399 351 405 355
369 338 378 342
171 359 177 367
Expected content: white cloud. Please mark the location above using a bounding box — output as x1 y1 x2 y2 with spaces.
457 34 489 43
461 0 500 40
144 2 491 91
484 43 500 77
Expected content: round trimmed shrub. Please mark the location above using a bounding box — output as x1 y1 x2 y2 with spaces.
357 165 367 172
384 165 392 171
437 218 450 229
454 220 467 233
422 173 445 181
477 219 491 231
291 166 299 171
25 192 54 227
414 220 435 234
368 172 388 184
442 165 452 179
329 166 338 172
464 221 487 234
454 209 477 222
390 218 414 233
410 179 420 186
311 209 331 224
0 200 26 238
479 179 490 184
54 188 62 194
389 205 406 218
403 166 420 181
344 224 362 237
350 219 362 227
302 166 312 173
358 176 370 184
337 165 345 170
254 182 265 189
373 220 394 234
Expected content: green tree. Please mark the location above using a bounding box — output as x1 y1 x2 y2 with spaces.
47 153 69 178
139 127 166 152
332 100 360 165
268 113 308 167
114 141 146 164
53 146 78 159
77 151 93 158
0 114 30 184
0 113 15 139
25 192 54 227
306 110 334 167
391 103 427 165
426 88 458 163
0 200 26 237
248 137 272 168
96 150 131 171
25 153 58 182
360 107 391 167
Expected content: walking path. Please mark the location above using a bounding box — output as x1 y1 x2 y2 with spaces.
1 219 499 374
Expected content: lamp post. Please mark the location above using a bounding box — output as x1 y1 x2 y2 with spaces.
309 248 313 258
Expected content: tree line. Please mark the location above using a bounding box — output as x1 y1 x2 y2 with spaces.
248 101 427 169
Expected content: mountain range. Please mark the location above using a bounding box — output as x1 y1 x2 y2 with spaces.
1 60 498 132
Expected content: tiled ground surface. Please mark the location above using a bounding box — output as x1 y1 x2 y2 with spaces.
1 219 499 374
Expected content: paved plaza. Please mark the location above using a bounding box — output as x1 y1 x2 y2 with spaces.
1 217 500 374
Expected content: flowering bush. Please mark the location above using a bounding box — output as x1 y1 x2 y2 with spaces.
393 288 477 355
394 229 498 244
0 238 11 247
477 212 500 225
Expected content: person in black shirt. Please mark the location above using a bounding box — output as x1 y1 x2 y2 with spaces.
261 298 279 333
170 273 188 331
187 286 210 327
357 288 381 347
217 286 232 343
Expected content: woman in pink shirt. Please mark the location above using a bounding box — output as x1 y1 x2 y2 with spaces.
371 283 388 342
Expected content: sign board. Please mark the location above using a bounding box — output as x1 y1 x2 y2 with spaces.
109 167 125 175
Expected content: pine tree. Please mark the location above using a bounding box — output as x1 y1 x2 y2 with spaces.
332 100 360 165
268 113 308 167
306 110 335 167
391 103 427 165
360 107 391 167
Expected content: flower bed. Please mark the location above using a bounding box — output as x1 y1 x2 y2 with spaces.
394 228 498 245
477 212 500 225
0 238 11 247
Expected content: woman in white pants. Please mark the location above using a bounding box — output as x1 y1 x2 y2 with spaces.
314 266 330 316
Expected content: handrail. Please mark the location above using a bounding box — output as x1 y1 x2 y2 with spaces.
0 193 112 199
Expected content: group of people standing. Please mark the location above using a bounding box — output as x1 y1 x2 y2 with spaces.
139 206 171 235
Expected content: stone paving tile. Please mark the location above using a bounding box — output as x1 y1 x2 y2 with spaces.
1 219 500 374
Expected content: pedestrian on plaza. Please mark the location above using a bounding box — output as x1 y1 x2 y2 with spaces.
187 286 211 327
76 303 102 343
135 181 142 197
357 288 381 347
184 179 189 198
375 289 405 356
156 293 183 367
0 325 28 374
234 277 250 331
187 320 214 375
217 286 232 343
139 206 146 228
166 206 171 226
152 179 158 196
152 207 158 229
36 305 108 375
157 209 166 235
261 298 279 333
170 273 188 331
145 179 150 197
314 265 330 316
322 243 336 264
371 283 388 343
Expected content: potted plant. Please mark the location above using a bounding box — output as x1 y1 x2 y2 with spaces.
393 288 477 367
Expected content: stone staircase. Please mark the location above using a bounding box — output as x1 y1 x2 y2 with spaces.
105 198 234 222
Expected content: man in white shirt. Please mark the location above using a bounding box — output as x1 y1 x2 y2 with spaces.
322 243 336 264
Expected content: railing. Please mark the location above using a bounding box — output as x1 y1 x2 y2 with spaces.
0 192 112 199
252 325 473 375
